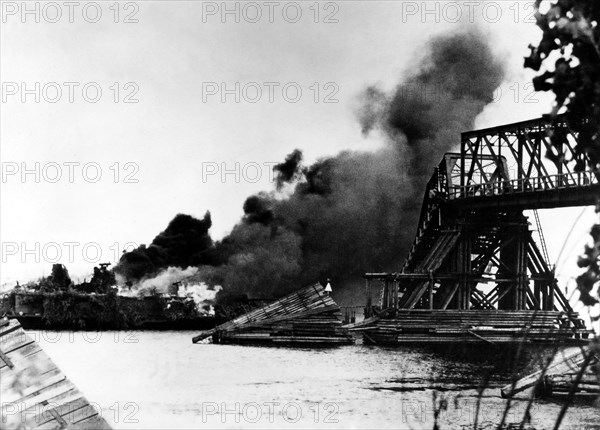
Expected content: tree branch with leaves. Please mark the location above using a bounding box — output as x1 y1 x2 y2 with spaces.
525 0 600 309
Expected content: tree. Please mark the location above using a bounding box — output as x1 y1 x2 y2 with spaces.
40 264 73 292
525 0 600 307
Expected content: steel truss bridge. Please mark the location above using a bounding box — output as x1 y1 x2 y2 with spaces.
364 117 599 332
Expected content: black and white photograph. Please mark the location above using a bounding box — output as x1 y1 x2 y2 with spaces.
1 1 600 429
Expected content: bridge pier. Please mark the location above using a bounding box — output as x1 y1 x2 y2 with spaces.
497 214 530 311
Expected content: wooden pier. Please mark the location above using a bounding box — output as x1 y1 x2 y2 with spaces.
345 309 589 345
0 317 111 430
192 283 353 346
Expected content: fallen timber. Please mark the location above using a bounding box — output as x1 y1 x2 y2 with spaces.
192 283 353 346
0 317 111 430
501 344 599 398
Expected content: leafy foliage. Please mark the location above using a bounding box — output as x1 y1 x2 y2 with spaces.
2 290 202 329
38 264 73 292
0 291 16 317
525 0 600 306
41 290 126 329
75 263 116 294
577 223 600 306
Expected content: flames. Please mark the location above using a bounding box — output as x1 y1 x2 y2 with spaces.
117 266 221 314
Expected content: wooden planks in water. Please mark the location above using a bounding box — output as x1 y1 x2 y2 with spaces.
0 317 111 430
501 346 599 398
345 309 585 345
192 283 353 346
545 371 600 394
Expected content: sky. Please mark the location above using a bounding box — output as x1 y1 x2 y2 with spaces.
1 1 598 296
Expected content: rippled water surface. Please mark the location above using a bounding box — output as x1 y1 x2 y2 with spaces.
32 331 599 429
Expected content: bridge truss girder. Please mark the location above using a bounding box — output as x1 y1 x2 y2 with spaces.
367 210 570 313
461 116 589 189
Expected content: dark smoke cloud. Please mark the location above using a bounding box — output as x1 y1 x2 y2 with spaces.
115 28 506 305
239 28 505 301
195 224 302 300
273 149 303 190
359 30 505 186
114 212 214 283
243 193 274 226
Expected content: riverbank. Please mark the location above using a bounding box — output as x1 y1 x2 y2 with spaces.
1 290 222 330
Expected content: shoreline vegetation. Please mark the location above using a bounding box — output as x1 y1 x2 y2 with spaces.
1 289 216 330
0 263 264 330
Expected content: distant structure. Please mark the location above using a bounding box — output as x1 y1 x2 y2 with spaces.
76 263 115 294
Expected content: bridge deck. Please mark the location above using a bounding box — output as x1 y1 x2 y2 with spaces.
450 170 599 210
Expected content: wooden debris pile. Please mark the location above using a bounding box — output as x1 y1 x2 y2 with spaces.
192 283 353 346
501 345 599 398
0 317 111 429
544 368 599 395
345 309 583 345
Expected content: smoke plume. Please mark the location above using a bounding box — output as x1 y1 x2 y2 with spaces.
273 149 303 190
118 266 221 313
114 213 214 283
131 266 199 296
115 28 506 305
359 30 505 186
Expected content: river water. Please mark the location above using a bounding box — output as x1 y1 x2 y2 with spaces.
30 330 598 430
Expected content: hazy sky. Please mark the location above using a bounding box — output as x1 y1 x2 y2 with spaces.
1 1 597 291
